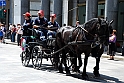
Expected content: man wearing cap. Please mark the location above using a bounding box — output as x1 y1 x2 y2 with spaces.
22 12 33 44
23 12 33 36
33 10 48 41
47 14 60 38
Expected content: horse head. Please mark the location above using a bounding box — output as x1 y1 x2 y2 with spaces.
82 18 113 47
96 18 113 46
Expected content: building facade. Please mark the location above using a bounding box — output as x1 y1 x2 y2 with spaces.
1 0 124 41
78 0 123 42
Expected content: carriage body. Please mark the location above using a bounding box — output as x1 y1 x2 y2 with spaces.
20 32 56 69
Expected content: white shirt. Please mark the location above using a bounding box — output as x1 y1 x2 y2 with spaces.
0 26 5 35
17 27 23 35
9 25 13 30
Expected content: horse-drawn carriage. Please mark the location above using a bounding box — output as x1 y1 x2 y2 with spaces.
20 18 113 79
20 28 56 69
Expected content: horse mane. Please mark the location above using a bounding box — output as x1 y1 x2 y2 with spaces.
77 18 99 33
85 18 99 29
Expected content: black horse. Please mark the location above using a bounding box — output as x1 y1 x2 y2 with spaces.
54 18 113 79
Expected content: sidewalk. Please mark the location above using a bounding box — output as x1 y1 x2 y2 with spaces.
4 39 124 61
4 39 17 45
102 52 124 61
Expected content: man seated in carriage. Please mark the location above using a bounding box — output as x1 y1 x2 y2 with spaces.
47 14 60 39
22 12 34 44
33 10 48 41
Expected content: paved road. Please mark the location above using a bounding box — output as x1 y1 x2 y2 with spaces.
0 43 124 83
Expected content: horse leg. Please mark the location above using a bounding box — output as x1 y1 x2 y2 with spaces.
70 52 77 72
53 52 60 70
58 51 64 73
63 51 71 75
82 53 89 80
75 53 82 73
58 57 63 73
58 50 70 75
93 57 100 77
93 46 104 77
53 41 61 70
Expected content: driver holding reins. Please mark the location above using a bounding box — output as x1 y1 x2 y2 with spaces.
33 10 48 41
22 12 34 44
47 14 60 38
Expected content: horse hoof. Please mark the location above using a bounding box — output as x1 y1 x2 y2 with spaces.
66 70 71 76
93 70 100 77
77 70 80 73
66 72 71 76
94 74 100 77
82 76 89 80
82 74 89 80
58 70 64 73
72 67 80 73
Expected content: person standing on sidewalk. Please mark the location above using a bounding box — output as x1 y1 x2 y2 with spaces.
8 23 13 39
11 24 17 42
0 24 6 43
16 24 23 46
0 24 3 43
108 30 117 60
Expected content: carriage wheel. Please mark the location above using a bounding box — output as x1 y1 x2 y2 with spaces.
32 46 43 69
21 47 30 67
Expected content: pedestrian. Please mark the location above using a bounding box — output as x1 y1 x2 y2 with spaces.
11 24 17 42
33 10 48 41
8 23 13 39
108 29 117 60
16 24 23 46
76 21 80 27
0 24 3 43
0 24 6 43
47 14 60 38
22 12 33 44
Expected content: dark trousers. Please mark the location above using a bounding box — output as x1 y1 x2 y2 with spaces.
17 34 22 46
109 42 116 56
11 32 16 42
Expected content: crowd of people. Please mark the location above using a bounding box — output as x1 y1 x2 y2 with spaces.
7 23 23 46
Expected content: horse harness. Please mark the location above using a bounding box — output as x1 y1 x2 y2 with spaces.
68 21 103 48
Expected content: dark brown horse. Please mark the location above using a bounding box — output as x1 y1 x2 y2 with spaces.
55 18 113 79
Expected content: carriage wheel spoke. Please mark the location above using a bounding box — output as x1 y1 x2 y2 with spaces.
21 49 30 67
32 46 42 69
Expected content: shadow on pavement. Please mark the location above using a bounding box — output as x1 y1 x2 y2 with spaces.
25 64 124 83
71 72 124 83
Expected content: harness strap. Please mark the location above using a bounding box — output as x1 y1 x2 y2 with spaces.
75 29 80 42
81 28 87 40
81 27 95 37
